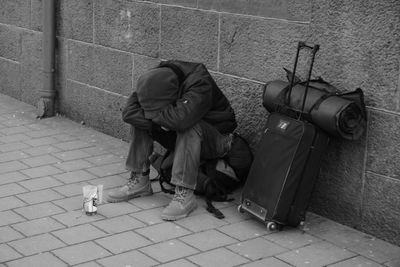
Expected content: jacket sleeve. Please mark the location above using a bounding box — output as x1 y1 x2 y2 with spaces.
121 92 152 130
152 77 213 132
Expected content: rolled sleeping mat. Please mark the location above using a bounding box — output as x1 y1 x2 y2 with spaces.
262 80 367 140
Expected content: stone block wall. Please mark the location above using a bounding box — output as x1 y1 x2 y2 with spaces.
0 0 399 245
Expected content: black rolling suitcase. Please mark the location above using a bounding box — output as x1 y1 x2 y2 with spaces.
238 42 330 230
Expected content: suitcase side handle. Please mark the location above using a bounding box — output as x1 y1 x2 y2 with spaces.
286 42 320 115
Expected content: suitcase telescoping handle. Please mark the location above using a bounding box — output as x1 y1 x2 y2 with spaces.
286 41 320 115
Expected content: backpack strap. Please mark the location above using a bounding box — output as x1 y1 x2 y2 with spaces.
206 199 225 219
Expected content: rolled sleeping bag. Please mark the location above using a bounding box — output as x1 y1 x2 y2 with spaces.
262 80 367 140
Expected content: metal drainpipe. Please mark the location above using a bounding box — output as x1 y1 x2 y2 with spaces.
38 0 56 118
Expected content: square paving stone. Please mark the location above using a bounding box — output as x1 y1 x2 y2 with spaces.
0 210 25 226
21 154 60 167
53 149 91 161
54 159 94 172
73 262 102 267
0 244 21 262
218 220 270 241
92 215 145 234
87 163 125 177
14 202 65 219
18 176 63 191
16 188 64 204
0 196 26 211
219 205 251 224
347 237 400 263
136 222 191 242
0 226 24 243
0 183 27 198
12 217 65 236
20 165 63 178
9 233 65 256
328 255 383 267
52 224 107 245
97 250 158 267
22 145 61 156
276 241 356 267
179 229 237 251
240 257 292 267
53 182 90 197
54 140 92 151
157 259 198 267
128 193 171 209
6 252 67 267
24 136 59 147
97 202 141 218
0 151 29 163
140 239 199 263
303 215 372 249
0 172 28 185
88 175 126 190
130 207 164 225
264 228 321 249
227 237 288 260
53 170 97 184
52 210 104 227
53 195 82 211
53 241 111 265
95 231 152 254
0 142 30 153
0 161 28 174
385 258 400 267
188 247 249 267
175 212 229 232
86 154 122 166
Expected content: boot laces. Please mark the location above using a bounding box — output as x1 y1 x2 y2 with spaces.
127 172 140 188
172 187 187 204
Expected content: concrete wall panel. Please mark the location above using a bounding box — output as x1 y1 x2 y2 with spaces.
31 0 42 31
19 30 42 106
361 172 400 245
55 37 68 107
198 0 311 22
144 0 197 8
0 0 30 28
67 41 133 95
310 0 400 110
0 59 21 100
161 6 219 70
219 14 310 82
60 80 130 140
94 0 160 57
67 41 94 86
213 73 267 149
57 0 94 43
310 136 366 228
366 110 400 180
0 24 22 61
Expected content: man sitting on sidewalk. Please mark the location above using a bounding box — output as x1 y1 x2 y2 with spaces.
107 60 237 221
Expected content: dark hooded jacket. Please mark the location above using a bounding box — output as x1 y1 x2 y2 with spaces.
122 60 237 134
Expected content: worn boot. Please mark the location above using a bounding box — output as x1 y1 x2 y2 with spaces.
161 186 197 221
107 170 152 202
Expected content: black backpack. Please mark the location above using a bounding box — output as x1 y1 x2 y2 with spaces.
150 133 253 219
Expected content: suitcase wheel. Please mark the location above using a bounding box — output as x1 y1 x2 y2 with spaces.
266 222 281 231
237 204 245 213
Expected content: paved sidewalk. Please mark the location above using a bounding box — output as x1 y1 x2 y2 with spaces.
0 94 399 267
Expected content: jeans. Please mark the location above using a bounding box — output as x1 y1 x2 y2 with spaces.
125 121 231 190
